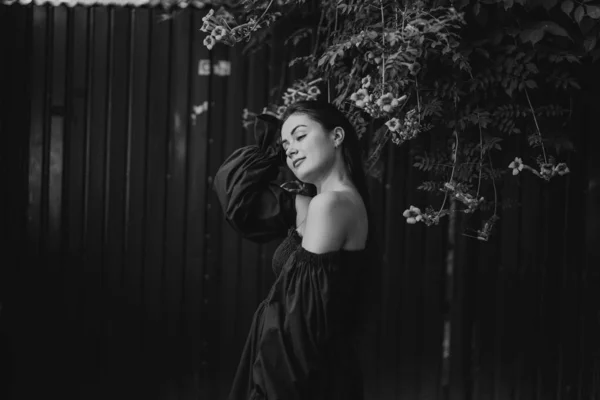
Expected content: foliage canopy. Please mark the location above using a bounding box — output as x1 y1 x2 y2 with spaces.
165 0 599 240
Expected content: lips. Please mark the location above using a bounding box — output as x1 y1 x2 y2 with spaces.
292 158 305 168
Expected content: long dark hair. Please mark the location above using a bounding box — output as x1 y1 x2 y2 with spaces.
281 101 373 244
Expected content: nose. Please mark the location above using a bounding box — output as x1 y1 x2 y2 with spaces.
285 146 298 158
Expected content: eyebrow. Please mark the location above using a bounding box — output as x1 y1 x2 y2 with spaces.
281 125 307 145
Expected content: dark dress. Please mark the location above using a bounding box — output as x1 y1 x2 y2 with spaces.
214 144 367 400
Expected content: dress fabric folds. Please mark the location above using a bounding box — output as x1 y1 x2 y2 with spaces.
213 144 296 243
214 145 366 400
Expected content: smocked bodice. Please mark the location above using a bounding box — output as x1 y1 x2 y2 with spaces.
271 227 301 275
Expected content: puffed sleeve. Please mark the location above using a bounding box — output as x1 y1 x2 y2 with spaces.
248 248 356 400
213 145 296 243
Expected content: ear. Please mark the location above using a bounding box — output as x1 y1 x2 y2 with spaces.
331 126 345 148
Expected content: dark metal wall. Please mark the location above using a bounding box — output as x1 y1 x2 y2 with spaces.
0 3 598 400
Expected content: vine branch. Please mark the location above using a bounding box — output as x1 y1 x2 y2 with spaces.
524 87 548 164
380 0 386 89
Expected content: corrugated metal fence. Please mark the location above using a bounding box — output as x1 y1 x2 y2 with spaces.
0 3 599 400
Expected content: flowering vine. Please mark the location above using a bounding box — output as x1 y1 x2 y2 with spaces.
187 0 589 240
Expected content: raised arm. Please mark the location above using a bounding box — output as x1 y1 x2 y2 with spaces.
213 144 297 243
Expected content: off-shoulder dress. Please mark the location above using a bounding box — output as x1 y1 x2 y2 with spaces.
214 144 367 400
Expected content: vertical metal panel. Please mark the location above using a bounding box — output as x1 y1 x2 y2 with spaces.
164 0 189 347
217 40 246 400
122 7 151 392
85 7 110 392
183 6 209 385
143 6 170 385
62 6 88 397
579 74 600 399
378 144 403 400
48 5 66 253
27 5 48 257
0 0 5 252
420 142 446 400
472 225 500 400
0 4 31 399
401 142 427 398
1 3 599 400
189 18 213 400
495 166 521 399
20 7 51 397
205 37 229 400
64 4 83 316
104 6 131 388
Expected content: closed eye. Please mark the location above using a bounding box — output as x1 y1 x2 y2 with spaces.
282 134 306 151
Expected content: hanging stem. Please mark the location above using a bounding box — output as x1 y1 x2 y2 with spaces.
253 0 274 30
415 76 421 122
334 3 338 36
449 130 459 184
438 190 450 217
323 4 335 51
476 113 484 198
524 87 548 164
312 8 326 57
380 0 386 89
488 153 498 219
365 126 390 173
438 130 459 215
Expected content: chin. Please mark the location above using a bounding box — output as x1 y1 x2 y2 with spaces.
292 160 329 185
288 161 305 180
290 167 308 182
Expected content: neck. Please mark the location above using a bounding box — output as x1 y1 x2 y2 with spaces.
314 155 353 194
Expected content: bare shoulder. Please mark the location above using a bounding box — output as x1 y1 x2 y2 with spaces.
301 191 355 254
307 191 355 221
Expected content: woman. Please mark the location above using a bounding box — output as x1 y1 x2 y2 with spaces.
214 101 374 400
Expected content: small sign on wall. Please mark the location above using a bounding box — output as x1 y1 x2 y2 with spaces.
213 60 231 76
198 59 231 76
198 59 211 76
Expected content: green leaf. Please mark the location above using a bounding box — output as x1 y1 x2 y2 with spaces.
584 35 597 52
586 5 600 18
525 79 538 88
542 0 558 10
537 21 571 39
574 6 585 23
504 0 514 10
520 28 545 45
580 17 596 34
561 0 574 14
318 54 328 67
526 63 539 73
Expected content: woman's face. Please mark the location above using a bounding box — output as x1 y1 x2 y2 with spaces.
281 113 336 183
